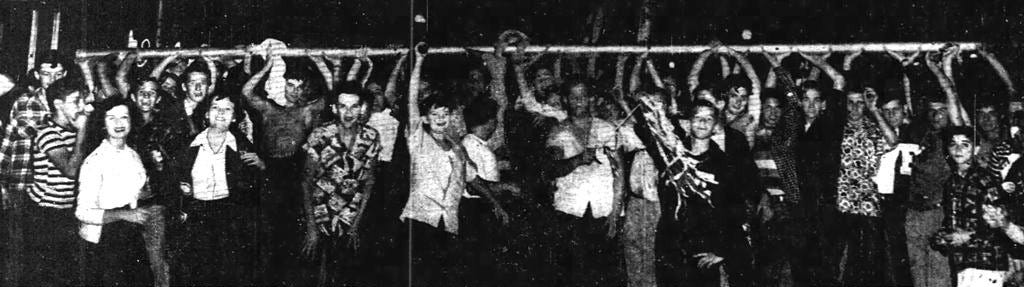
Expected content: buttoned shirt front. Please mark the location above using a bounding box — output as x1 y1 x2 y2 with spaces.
401 124 465 234
189 129 236 201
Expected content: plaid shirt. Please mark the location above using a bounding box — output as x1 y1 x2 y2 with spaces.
0 91 51 208
933 166 1012 271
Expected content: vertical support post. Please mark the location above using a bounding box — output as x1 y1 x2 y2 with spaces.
50 11 61 50
26 10 39 72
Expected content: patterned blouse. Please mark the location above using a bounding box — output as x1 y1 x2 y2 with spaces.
836 118 891 217
302 123 381 237
932 166 1011 271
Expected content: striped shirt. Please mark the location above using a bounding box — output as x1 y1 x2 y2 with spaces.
30 122 78 209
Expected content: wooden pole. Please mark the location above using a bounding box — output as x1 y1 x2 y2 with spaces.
75 42 985 60
50 11 61 50
26 10 39 71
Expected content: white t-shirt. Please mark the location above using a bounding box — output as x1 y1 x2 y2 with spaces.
367 109 399 162
546 117 620 218
462 134 499 198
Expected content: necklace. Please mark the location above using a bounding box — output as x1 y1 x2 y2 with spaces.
207 131 228 154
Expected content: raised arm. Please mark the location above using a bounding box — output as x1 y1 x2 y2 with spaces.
115 52 137 97
719 55 731 79
925 51 966 127
241 56 275 112
202 56 219 95
384 52 409 106
630 53 647 95
645 58 665 89
979 49 1017 96
329 57 345 88
723 47 762 148
613 54 628 97
887 50 921 117
96 56 117 99
688 49 713 93
800 52 845 91
865 87 898 145
310 55 333 91
77 60 95 95
346 49 367 83
477 43 509 150
553 56 563 84
407 43 428 135
842 50 863 72
149 54 179 79
361 56 374 88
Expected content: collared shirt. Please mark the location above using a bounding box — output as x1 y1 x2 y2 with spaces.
367 109 399 162
836 118 891 217
30 122 78 209
303 122 380 237
547 117 620 218
933 166 1011 271
462 133 498 199
0 91 50 208
401 124 466 234
76 140 147 243
189 129 236 201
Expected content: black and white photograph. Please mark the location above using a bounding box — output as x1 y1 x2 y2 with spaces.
2 0 1024 286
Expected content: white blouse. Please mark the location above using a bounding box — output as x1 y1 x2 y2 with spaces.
189 129 235 201
76 140 148 243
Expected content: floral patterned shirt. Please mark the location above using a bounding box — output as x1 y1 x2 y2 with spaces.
302 122 381 237
836 118 891 217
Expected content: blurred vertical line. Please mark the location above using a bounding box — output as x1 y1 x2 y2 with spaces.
156 0 164 47
27 9 38 72
80 0 87 49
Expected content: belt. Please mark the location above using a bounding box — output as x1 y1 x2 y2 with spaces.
907 202 942 212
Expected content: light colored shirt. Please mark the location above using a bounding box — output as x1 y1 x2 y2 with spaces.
367 109 399 162
76 140 147 243
189 129 236 201
401 123 465 234
462 134 498 199
547 117 619 218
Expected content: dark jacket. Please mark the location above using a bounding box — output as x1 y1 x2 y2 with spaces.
172 131 263 208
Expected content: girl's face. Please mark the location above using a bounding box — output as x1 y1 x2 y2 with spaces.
334 93 365 128
105 105 132 140
206 98 235 131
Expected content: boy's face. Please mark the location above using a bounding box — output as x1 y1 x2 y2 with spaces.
881 100 906 128
761 97 781 129
947 134 978 166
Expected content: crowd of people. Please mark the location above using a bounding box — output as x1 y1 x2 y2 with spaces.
0 32 1023 287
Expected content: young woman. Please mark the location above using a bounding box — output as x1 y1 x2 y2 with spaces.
173 94 264 286
76 98 153 286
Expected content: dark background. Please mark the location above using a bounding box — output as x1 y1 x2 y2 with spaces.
2 0 1023 85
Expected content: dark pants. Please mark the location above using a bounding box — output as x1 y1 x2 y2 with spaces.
554 207 625 287
22 204 81 287
459 197 504 286
905 209 951 287
260 154 309 286
755 201 812 287
315 236 358 287
623 197 659 287
655 219 729 287
176 199 255 286
404 219 459 287
835 213 889 286
83 220 151 286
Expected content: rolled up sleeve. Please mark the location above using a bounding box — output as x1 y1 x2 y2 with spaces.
75 158 105 225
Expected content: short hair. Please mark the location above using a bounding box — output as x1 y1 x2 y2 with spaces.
798 80 822 99
687 99 720 120
35 50 66 70
464 97 498 129
761 88 784 105
942 126 978 146
131 77 161 96
419 93 456 114
720 74 752 92
182 62 211 83
45 78 88 112
332 81 374 108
